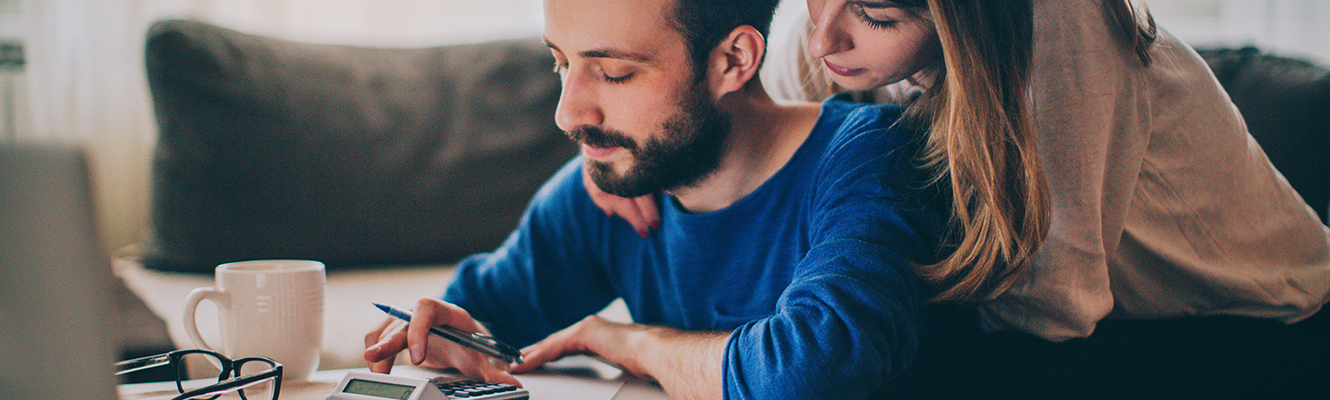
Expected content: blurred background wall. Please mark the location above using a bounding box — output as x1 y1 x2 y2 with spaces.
3 0 544 252
0 0 1326 254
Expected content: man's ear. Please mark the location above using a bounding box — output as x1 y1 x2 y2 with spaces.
706 25 765 99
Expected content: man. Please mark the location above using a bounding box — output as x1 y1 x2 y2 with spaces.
363 0 943 398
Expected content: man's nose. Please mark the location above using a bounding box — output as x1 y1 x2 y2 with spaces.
554 71 604 132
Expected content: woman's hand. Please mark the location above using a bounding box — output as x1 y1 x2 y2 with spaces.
583 167 660 238
363 298 521 387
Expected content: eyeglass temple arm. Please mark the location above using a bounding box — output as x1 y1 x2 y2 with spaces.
114 353 172 376
170 368 282 400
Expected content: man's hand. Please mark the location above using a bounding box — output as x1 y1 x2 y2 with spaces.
510 315 653 378
583 167 660 238
512 315 726 400
363 298 521 387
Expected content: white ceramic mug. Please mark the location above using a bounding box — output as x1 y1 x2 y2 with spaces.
184 260 325 381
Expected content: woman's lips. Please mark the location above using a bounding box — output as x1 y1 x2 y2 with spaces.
582 144 619 160
823 59 866 77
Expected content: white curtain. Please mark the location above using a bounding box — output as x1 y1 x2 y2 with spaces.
22 0 543 251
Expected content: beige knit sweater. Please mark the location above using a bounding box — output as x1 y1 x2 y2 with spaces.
977 0 1330 340
761 0 1330 341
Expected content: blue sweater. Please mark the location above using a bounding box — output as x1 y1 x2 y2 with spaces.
443 97 943 399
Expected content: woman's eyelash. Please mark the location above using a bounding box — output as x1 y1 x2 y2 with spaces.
854 6 899 30
552 62 568 74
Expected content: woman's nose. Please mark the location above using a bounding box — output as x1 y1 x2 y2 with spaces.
806 2 853 59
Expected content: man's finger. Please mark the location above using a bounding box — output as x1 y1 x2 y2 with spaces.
364 335 405 373
633 195 660 230
410 299 479 365
508 344 552 374
479 365 523 387
364 326 407 360
364 318 392 347
509 328 584 374
366 353 397 374
619 199 650 237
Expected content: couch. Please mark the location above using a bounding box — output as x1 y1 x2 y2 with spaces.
114 18 598 373
113 19 1330 376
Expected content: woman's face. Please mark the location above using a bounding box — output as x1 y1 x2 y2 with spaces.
805 0 942 91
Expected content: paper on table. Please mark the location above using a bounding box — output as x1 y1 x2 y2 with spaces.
525 355 671 400
612 378 673 400
521 355 631 399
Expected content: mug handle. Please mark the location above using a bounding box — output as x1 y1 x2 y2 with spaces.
183 287 229 352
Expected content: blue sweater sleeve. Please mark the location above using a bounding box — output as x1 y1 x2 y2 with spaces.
442 158 619 348
723 107 941 399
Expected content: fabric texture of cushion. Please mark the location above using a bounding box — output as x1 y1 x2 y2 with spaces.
143 19 577 272
1197 47 1330 223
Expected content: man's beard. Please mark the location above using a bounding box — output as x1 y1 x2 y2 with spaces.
566 83 731 198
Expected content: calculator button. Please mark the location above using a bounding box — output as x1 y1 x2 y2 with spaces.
429 378 528 399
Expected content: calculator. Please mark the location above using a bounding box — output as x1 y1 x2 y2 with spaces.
329 370 529 400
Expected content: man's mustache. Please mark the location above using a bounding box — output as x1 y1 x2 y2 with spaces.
566 125 636 150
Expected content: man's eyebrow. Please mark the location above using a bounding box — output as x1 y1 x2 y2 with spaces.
541 37 652 63
580 48 652 63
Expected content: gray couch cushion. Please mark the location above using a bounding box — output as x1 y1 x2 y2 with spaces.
143 19 577 272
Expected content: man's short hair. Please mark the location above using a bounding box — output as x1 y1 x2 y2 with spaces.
670 0 782 82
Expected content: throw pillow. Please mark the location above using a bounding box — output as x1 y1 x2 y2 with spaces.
143 19 578 272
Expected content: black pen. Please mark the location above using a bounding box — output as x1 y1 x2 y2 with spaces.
373 303 524 365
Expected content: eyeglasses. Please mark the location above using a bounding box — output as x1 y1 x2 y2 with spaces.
115 349 283 400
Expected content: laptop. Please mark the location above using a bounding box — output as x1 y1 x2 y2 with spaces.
1 143 120 400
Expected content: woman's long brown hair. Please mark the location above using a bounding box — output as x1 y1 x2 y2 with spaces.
784 0 1157 302
1107 0 1159 66
908 0 1046 302
915 0 1157 302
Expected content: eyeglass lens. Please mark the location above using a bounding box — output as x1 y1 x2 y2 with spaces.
174 352 279 400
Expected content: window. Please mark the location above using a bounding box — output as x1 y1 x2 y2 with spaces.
1144 0 1330 64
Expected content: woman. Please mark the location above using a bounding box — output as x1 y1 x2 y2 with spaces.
589 0 1330 395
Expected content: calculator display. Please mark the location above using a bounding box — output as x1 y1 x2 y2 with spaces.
342 378 416 399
